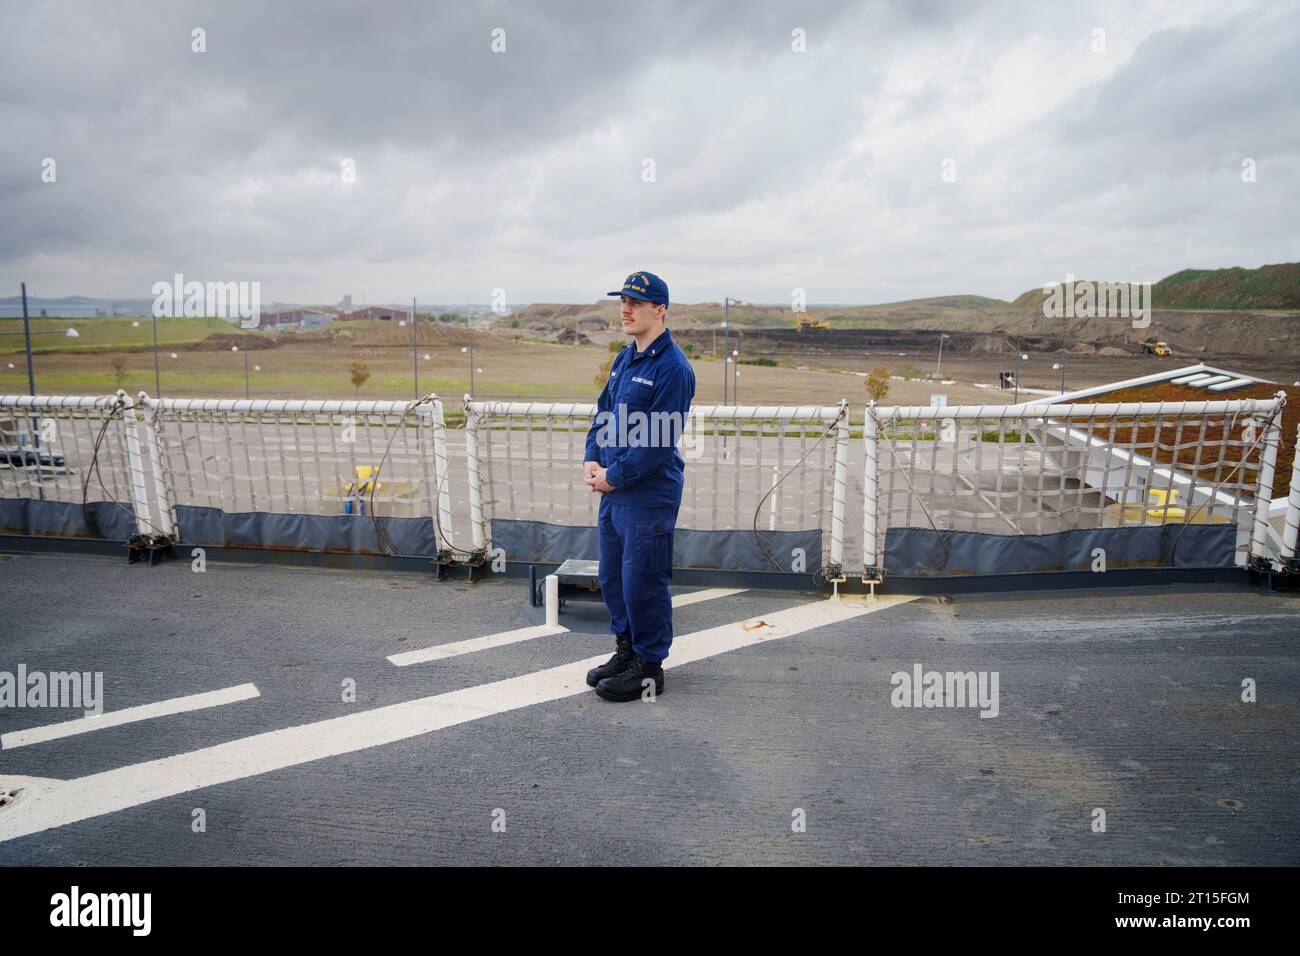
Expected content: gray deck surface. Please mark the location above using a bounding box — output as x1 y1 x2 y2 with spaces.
0 549 1296 866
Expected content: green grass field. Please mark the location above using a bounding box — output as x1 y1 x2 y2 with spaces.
0 315 241 353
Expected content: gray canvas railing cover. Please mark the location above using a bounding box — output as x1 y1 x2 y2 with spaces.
883 524 1238 576
0 498 139 542
0 498 822 572
491 518 821 573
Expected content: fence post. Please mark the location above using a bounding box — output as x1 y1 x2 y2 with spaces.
862 402 880 580
417 397 455 553
829 400 848 574
137 392 178 541
464 395 487 554
1279 421 1300 570
768 465 779 531
1248 399 1283 570
117 390 155 538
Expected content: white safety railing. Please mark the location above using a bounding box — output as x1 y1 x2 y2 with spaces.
861 396 1289 576
1281 423 1300 568
5 388 1299 580
464 399 850 575
143 394 455 545
0 392 169 538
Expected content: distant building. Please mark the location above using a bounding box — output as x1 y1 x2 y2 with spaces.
338 294 353 311
299 312 333 330
259 309 333 329
338 306 407 322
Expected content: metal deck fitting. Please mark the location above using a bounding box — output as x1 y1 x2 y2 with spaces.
529 559 604 612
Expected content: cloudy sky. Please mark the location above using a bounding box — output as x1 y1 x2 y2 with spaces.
1 0 1296 306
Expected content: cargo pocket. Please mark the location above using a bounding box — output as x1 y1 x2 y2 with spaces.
634 513 675 571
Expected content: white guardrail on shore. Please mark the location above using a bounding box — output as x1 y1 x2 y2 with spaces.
2 390 1297 578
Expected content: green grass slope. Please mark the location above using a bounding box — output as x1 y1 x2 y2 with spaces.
1012 263 1300 310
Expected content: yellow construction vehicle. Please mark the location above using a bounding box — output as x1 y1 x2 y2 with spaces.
1141 338 1172 357
796 314 830 332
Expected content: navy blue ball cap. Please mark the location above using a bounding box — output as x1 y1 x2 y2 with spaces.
607 271 669 306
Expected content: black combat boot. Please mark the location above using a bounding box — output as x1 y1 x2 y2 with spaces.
586 634 636 687
595 654 665 702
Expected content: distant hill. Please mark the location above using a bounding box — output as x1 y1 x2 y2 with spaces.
0 294 156 318
1013 263 1300 311
1152 263 1300 309
857 294 1008 311
1011 282 1103 310
511 295 1011 331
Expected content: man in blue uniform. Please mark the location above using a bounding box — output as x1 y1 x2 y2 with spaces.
583 271 696 702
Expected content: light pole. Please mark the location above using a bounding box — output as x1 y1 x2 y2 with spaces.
1013 340 1023 404
722 296 738 404
935 333 950 379
411 298 419 400
461 345 475 397
21 283 35 396
152 310 162 397
1059 349 1067 395
232 345 249 399
6 288 79 396
722 321 728 404
731 348 739 404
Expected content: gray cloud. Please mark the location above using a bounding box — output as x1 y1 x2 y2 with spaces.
1 0 1296 305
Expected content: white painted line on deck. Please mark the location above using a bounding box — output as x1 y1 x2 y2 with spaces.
670 587 747 608
0 683 261 751
0 595 915 842
389 623 569 666
387 587 748 666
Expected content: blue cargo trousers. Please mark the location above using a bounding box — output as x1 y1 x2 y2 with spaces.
597 496 677 664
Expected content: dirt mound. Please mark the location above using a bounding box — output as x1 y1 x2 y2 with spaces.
516 301 620 324
968 336 1016 354
193 333 280 351
326 319 477 348
554 327 590 345
904 308 1300 360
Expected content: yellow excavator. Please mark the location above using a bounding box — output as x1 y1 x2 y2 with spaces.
796 314 830 331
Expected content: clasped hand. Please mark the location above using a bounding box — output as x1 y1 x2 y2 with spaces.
583 460 613 494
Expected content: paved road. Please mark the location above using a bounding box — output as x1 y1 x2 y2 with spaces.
1 550 1296 865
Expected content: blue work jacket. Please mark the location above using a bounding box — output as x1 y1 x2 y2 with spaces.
584 327 696 508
